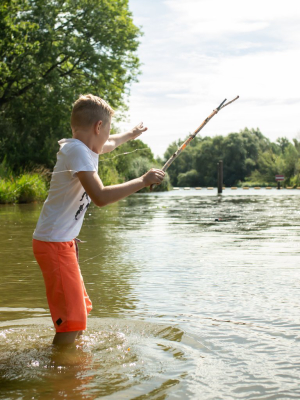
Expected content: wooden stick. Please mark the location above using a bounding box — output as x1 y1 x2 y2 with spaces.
151 96 239 191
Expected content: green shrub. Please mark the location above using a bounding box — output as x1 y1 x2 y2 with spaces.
15 174 48 203
177 169 199 187
126 157 171 192
240 181 277 187
289 175 300 188
0 173 48 204
0 179 17 203
98 162 122 186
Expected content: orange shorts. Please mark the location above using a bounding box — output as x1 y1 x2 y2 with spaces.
32 239 92 333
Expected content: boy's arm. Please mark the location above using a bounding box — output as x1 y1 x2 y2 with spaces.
101 122 147 154
77 169 164 207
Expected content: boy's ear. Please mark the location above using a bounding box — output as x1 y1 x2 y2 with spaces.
95 120 103 134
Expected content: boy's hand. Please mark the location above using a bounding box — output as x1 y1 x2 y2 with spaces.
129 122 148 140
143 168 165 186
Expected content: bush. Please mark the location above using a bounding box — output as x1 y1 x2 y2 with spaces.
98 162 121 186
239 181 277 188
0 179 17 203
177 169 199 187
0 173 48 204
126 157 171 192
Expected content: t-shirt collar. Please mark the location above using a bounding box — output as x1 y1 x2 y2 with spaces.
58 138 99 157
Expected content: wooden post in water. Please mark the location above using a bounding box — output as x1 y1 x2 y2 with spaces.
217 160 223 194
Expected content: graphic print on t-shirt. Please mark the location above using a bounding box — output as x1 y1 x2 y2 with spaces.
75 191 90 220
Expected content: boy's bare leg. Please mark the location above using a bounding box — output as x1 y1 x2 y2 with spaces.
53 331 80 345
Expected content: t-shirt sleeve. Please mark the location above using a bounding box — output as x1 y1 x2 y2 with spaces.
65 144 97 177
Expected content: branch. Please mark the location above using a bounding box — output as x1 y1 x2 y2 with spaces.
0 55 71 107
58 54 85 77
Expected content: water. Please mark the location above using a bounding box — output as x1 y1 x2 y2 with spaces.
1 188 300 399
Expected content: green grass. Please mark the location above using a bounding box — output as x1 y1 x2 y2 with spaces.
0 173 48 204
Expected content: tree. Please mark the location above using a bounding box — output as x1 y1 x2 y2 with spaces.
276 137 290 154
193 136 222 186
97 138 170 191
281 144 299 182
177 169 199 187
163 128 282 187
0 0 141 171
163 136 201 186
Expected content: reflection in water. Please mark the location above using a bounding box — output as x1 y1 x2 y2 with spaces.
1 190 300 399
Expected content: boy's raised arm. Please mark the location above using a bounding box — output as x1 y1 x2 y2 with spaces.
101 122 147 154
77 169 164 207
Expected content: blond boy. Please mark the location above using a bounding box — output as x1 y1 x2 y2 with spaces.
33 94 165 344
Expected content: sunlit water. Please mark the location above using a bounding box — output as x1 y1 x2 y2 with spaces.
1 188 300 399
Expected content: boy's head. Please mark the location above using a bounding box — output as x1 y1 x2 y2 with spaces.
71 94 115 131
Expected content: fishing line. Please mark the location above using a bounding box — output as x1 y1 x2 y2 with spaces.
32 148 150 178
79 252 104 264
98 148 150 162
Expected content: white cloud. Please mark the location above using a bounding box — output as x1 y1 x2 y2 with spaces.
125 0 300 157
165 0 300 35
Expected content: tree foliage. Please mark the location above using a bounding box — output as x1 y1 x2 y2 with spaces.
98 138 170 191
164 128 300 187
0 0 141 171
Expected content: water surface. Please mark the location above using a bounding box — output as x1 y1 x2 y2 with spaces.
1 188 300 399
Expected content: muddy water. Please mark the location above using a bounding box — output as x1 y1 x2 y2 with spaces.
1 188 300 399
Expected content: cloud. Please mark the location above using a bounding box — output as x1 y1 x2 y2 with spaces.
163 0 300 60
165 0 300 35
126 0 300 157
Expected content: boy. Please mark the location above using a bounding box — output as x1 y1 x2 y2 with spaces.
32 94 165 345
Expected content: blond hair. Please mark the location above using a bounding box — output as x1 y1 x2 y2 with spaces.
71 94 115 129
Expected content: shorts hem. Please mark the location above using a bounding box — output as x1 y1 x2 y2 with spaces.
55 325 86 333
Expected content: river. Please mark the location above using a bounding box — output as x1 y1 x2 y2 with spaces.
1 188 300 399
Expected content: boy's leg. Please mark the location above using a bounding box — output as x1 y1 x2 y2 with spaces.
53 331 81 345
53 330 83 345
32 239 92 343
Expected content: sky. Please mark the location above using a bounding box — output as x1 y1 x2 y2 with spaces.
120 0 300 158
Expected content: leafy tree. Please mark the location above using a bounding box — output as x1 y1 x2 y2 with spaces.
193 137 221 186
276 137 290 154
177 169 199 187
163 136 201 186
98 138 170 191
0 0 141 171
163 127 297 187
293 138 300 153
222 133 248 185
281 144 299 183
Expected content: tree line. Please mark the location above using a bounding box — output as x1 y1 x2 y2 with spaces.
163 129 300 187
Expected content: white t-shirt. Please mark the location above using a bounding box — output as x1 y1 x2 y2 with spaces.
33 139 99 242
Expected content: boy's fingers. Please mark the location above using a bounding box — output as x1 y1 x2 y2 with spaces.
146 168 165 185
155 171 165 182
152 168 164 172
136 122 147 132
